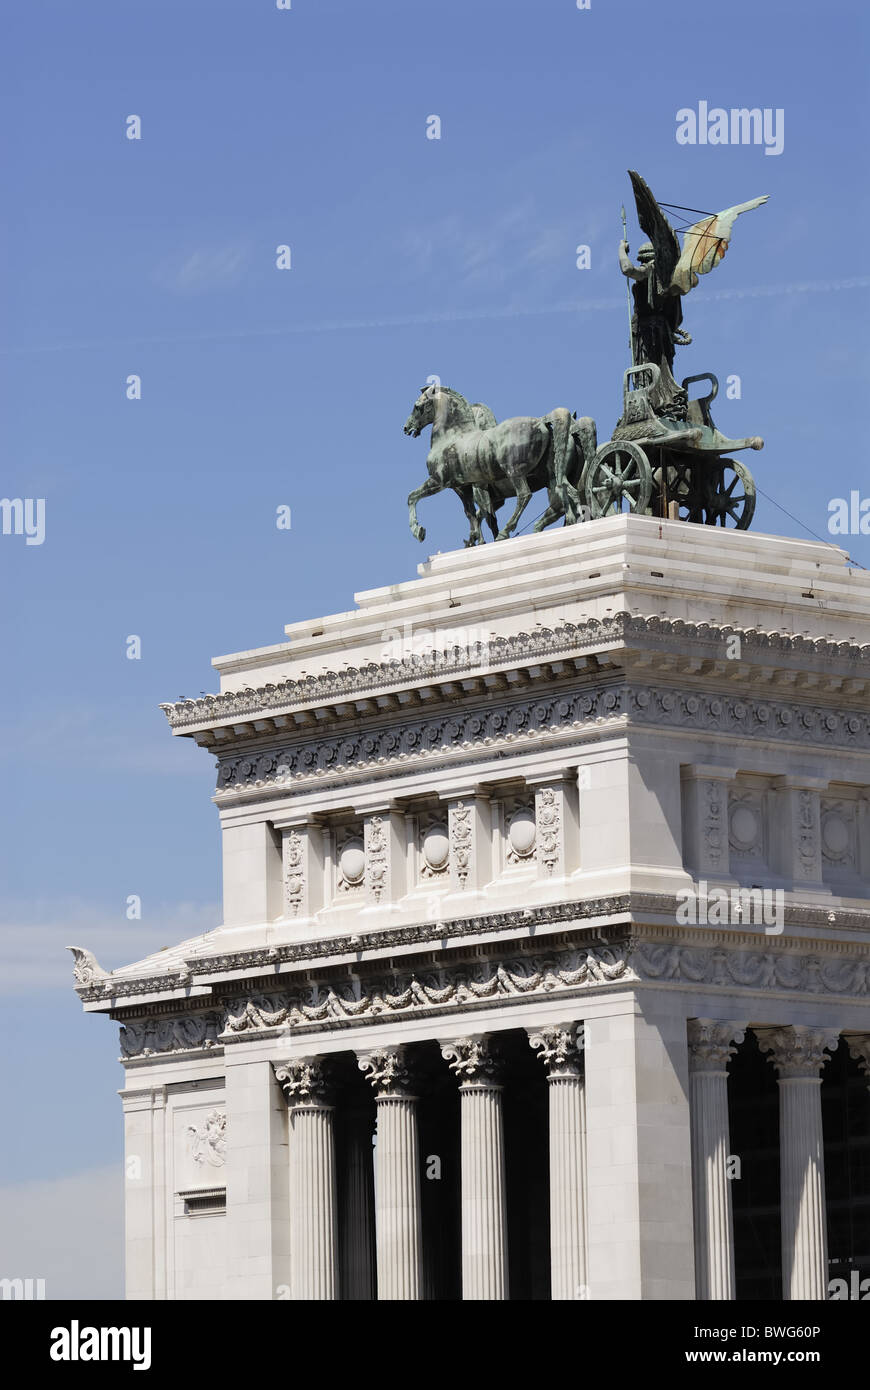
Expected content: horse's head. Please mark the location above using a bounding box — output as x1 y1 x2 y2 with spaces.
403 383 440 438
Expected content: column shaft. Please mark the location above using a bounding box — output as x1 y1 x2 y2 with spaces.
688 1020 745 1301
290 1104 338 1300
373 1095 423 1299
778 1078 827 1299
756 1026 838 1301
459 1083 508 1299
548 1074 587 1299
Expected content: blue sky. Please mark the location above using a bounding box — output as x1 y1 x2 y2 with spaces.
1 0 868 1296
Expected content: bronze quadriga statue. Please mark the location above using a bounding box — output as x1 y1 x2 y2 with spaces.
405 170 768 542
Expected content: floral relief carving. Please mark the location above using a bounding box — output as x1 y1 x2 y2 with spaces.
796 789 820 880
283 830 305 917
365 815 388 902
536 786 561 877
702 780 727 871
451 801 472 888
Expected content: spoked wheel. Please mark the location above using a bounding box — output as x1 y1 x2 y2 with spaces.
582 440 653 518
666 457 705 523
700 458 756 529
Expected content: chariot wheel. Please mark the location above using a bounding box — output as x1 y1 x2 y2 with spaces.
582 440 653 518
699 458 756 529
662 456 705 523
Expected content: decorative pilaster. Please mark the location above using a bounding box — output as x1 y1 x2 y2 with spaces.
755 1025 839 1300
357 1047 423 1300
681 765 737 878
279 821 324 920
527 772 579 881
445 792 491 894
441 1035 508 1300
770 777 827 888
274 1058 338 1301
362 808 407 907
528 1023 587 1300
687 1019 746 1300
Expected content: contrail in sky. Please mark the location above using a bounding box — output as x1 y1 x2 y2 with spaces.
1 278 867 357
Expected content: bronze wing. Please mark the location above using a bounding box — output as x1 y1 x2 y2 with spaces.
627 170 681 297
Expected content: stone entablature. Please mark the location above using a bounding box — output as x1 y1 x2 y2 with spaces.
161 612 870 740
107 922 870 1061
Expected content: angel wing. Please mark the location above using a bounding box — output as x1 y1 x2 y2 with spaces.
628 170 681 294
670 195 768 294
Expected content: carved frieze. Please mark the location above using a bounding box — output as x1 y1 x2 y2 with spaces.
115 933 870 1058
213 679 870 802
119 1011 223 1058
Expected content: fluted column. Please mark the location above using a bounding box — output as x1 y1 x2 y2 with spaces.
273 1058 338 1301
528 1022 587 1300
756 1025 839 1300
687 1019 746 1300
339 1104 376 1301
358 1047 423 1300
441 1035 508 1300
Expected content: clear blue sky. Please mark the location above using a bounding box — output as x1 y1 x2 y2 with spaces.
1 0 867 1295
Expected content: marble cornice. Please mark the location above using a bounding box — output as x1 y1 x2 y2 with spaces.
74 890 870 1012
114 927 870 1059
211 680 870 804
160 612 870 743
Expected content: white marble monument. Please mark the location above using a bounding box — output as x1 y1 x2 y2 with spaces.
73 514 870 1300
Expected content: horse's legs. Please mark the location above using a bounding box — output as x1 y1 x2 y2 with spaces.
496 476 532 540
472 485 499 541
454 485 482 547
548 409 583 524
407 476 442 543
532 487 565 532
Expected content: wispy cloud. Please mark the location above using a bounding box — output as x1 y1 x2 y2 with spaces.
0 898 220 995
3 277 867 357
151 242 248 295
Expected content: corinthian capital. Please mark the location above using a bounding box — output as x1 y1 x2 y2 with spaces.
527 1023 585 1077
440 1034 502 1085
273 1056 333 1106
357 1046 415 1097
687 1019 747 1073
755 1025 839 1079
